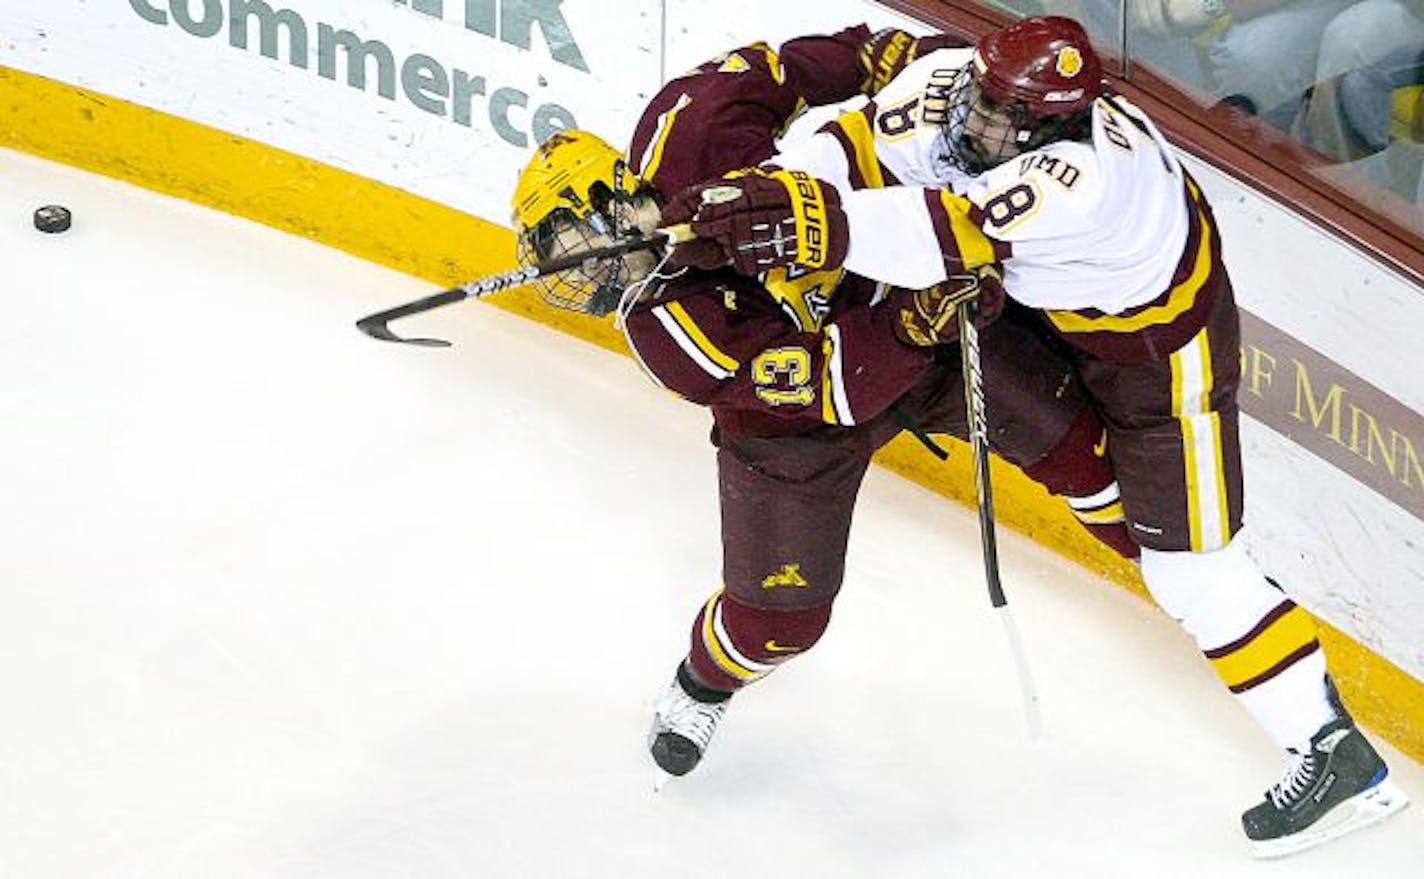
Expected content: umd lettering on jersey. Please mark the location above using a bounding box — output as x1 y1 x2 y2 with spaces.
1019 154 1081 188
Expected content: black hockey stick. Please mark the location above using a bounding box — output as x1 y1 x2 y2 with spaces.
958 298 1042 737
355 224 693 347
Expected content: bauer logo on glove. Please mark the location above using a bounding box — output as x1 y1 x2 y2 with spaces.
664 168 849 276
786 171 830 268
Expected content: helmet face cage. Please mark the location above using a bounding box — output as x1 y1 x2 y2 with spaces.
512 130 655 317
518 178 644 316
937 16 1102 175
938 63 1093 175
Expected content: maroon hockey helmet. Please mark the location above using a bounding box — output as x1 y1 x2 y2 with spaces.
975 16 1105 119
936 16 1106 173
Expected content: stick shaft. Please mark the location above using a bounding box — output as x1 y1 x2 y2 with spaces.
958 298 1040 737
355 224 692 346
957 299 1005 607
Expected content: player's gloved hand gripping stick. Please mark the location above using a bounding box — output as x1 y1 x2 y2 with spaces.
355 223 694 347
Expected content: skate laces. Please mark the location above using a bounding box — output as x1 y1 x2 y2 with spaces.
655 690 726 749
1269 750 1318 809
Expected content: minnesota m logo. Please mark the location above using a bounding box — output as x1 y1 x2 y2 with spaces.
762 563 809 589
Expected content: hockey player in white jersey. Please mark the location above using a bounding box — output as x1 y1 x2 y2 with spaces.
660 14 1409 859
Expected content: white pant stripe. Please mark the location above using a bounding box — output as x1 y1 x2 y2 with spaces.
1173 332 1229 550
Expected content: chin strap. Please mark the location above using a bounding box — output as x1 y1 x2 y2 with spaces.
614 246 685 330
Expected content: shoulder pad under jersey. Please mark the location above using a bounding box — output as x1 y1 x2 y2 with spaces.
861 48 974 188
873 46 973 110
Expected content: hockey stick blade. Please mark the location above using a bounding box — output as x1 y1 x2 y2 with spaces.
356 289 467 347
355 224 693 347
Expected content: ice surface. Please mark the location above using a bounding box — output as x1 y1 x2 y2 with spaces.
1 148 1419 877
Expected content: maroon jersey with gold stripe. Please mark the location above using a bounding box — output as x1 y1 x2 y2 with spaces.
629 30 870 195
620 28 940 439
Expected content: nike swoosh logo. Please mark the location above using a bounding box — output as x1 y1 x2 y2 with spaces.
764 640 799 653
1093 431 1109 457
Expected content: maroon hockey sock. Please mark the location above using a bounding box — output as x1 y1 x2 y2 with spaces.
686 592 833 692
1022 408 1116 498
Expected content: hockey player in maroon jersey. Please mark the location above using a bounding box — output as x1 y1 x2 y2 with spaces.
510 25 1137 790
661 15 1408 858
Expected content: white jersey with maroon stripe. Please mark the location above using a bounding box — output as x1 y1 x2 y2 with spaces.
774 50 1193 317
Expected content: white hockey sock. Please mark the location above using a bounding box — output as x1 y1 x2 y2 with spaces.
1140 536 1338 750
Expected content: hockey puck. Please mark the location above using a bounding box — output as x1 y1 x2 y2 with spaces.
33 204 72 234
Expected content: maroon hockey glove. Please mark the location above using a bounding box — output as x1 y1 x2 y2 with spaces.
663 169 849 276
658 183 732 271
888 264 1006 346
858 29 968 97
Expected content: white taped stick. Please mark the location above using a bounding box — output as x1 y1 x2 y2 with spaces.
958 297 1042 740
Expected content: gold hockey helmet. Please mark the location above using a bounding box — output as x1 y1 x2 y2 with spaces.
511 130 653 315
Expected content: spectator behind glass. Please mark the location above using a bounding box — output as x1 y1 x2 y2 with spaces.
1336 46 1424 156
1300 0 1424 148
1299 40 1424 215
1046 0 1212 87
1127 0 1356 127
1312 0 1424 87
1066 0 1424 217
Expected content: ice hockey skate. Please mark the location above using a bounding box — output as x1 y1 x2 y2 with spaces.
1242 715 1409 858
648 663 730 788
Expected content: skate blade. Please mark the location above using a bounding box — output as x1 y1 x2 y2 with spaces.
1250 780 1410 859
